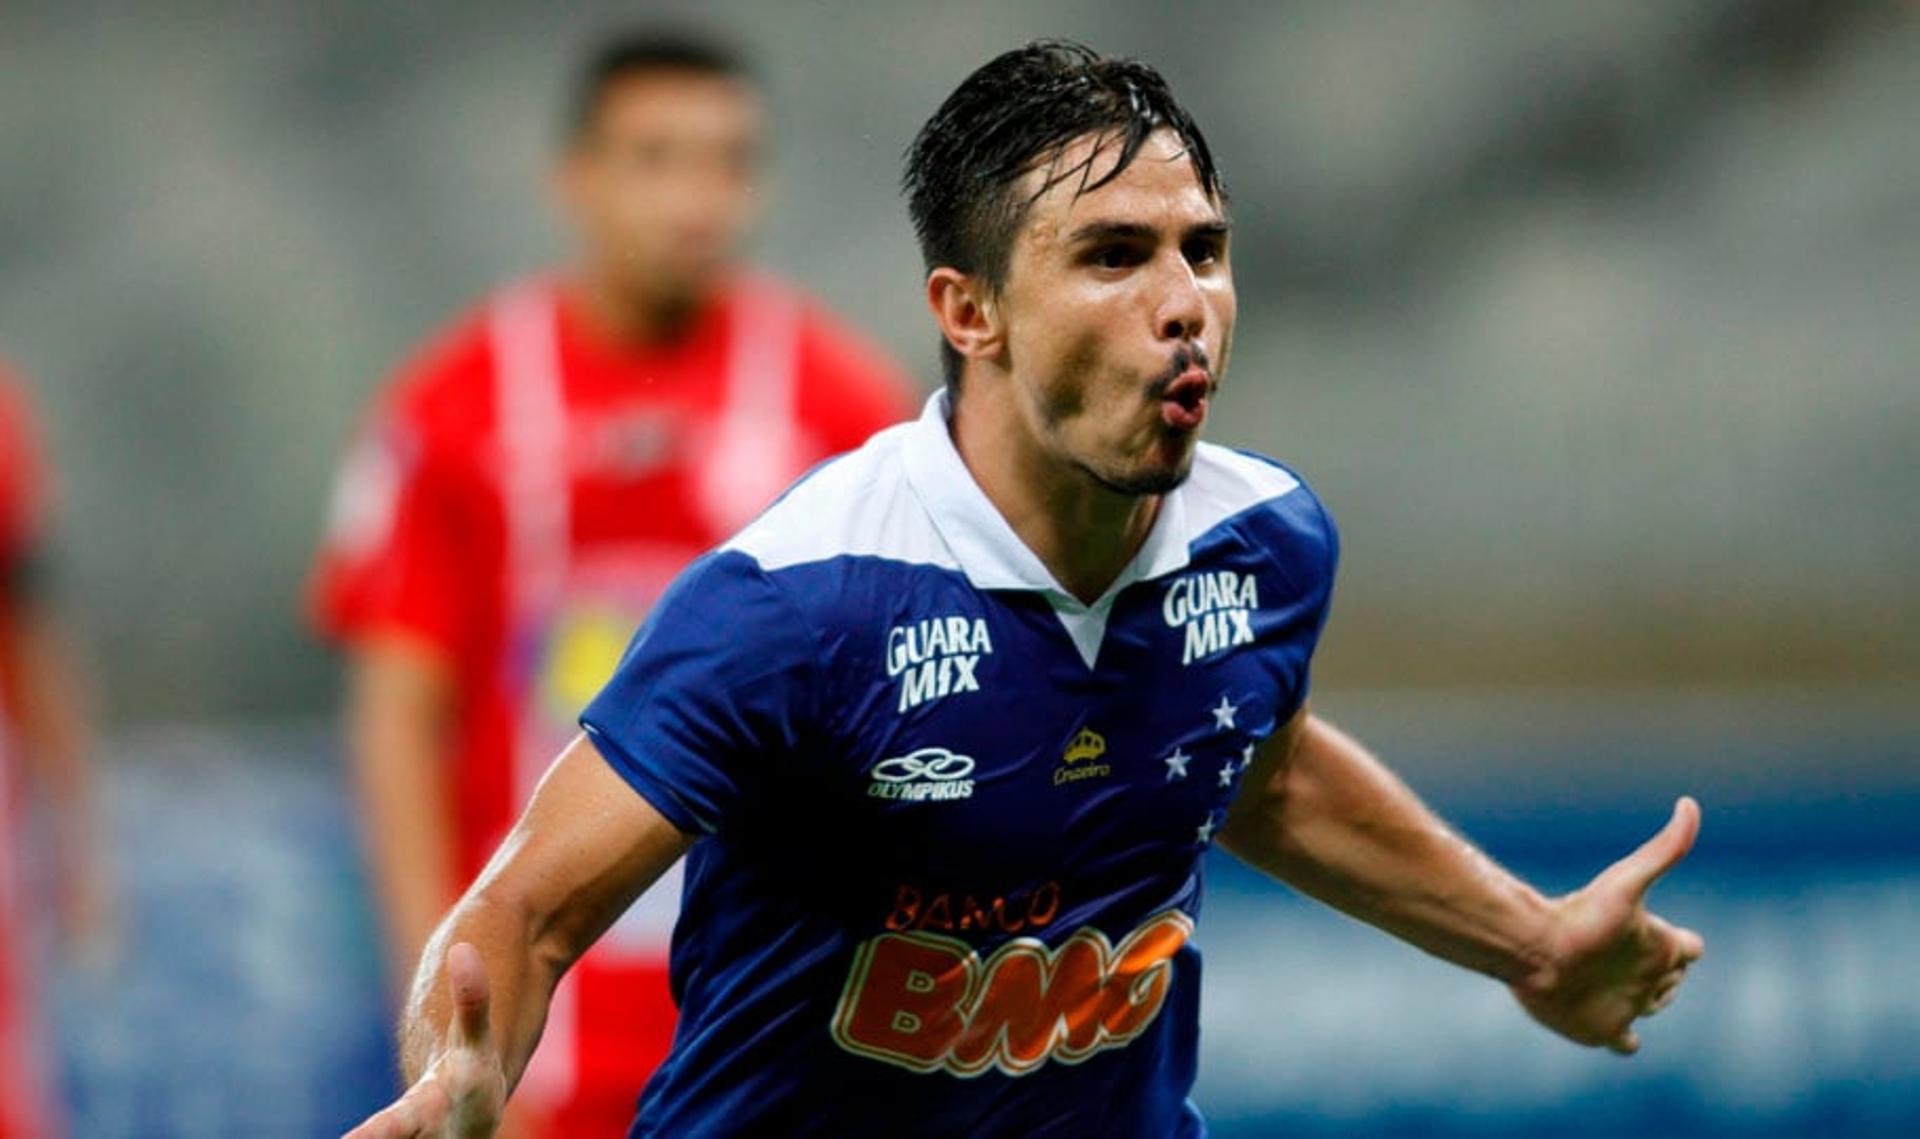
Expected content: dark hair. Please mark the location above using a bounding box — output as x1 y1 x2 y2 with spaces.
568 29 752 139
903 40 1224 389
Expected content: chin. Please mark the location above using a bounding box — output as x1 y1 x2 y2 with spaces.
1091 457 1193 497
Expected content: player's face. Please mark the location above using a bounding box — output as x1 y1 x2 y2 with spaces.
561 70 763 308
995 129 1234 495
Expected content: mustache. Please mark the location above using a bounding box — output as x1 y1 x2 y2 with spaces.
1147 344 1216 398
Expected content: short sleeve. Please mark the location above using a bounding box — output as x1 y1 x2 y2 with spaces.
580 551 819 836
307 399 481 658
1271 477 1339 718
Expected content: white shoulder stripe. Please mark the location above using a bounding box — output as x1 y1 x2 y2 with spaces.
1175 443 1303 541
723 423 960 573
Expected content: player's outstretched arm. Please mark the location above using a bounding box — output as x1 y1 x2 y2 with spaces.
345 942 505 1139
1218 709 1704 1054
343 733 694 1137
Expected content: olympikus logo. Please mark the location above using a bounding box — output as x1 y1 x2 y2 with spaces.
886 615 994 713
830 910 1193 1077
1163 570 1259 665
866 747 977 802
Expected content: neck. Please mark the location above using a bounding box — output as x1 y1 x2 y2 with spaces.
950 388 1161 606
569 264 704 346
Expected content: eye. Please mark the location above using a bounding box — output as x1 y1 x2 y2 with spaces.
1182 235 1224 267
1088 244 1144 270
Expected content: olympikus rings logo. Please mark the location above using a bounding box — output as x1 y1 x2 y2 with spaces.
1163 570 1260 665
887 615 994 712
867 747 977 802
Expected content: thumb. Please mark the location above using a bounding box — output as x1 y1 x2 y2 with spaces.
446 942 493 1051
1605 796 1701 900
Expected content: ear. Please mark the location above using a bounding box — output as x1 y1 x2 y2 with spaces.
926 267 1003 370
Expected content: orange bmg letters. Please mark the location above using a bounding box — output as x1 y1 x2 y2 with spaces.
830 910 1193 1076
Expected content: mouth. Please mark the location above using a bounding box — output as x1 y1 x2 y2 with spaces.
1157 366 1212 431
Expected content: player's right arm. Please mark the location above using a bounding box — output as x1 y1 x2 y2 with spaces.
345 733 693 1139
346 635 461 989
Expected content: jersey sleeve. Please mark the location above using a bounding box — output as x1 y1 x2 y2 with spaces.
794 304 923 455
580 550 819 837
307 394 481 659
1270 477 1340 718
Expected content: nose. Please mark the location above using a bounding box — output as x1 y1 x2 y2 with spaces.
1156 256 1206 343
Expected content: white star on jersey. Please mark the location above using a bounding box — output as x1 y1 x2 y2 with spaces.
1196 814 1217 844
1240 741 1256 771
1211 695 1239 731
1217 763 1234 788
1164 747 1191 780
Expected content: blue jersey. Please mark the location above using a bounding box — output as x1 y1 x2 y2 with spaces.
581 393 1337 1137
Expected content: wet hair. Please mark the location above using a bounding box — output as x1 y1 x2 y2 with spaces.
568 29 752 140
903 40 1224 388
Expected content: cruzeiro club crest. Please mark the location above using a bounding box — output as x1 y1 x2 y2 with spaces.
1055 727 1112 786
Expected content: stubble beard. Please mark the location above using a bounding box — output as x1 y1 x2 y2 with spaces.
1075 441 1197 497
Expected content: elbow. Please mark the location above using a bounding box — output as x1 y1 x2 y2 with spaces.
1219 765 1300 872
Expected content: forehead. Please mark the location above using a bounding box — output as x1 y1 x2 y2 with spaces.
1017 129 1222 239
587 70 761 138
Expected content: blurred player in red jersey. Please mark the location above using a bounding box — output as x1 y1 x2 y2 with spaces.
310 29 918 1138
0 363 107 1139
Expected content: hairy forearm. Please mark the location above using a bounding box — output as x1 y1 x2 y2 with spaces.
1221 716 1553 984
394 735 694 1092
400 878 564 1090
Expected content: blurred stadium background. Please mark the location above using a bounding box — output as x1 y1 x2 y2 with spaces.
2 0 1915 1135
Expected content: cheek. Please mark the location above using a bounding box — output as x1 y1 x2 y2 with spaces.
1042 334 1105 425
1209 287 1237 355
591 175 670 238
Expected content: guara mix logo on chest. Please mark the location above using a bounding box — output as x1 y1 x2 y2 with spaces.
886 614 994 713
1163 569 1261 665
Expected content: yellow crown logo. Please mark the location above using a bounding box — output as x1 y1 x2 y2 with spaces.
1063 728 1107 765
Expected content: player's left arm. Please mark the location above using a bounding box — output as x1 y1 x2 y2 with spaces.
0 557 111 957
1218 706 1705 1054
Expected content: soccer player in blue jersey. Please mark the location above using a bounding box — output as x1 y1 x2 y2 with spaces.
346 41 1705 1139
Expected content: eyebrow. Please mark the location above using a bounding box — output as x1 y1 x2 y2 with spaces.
1066 218 1232 246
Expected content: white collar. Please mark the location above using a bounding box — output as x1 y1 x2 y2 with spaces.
900 390 1193 614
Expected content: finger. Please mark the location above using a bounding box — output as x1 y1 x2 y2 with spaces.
1673 924 1706 965
342 1100 415 1139
344 1080 450 1139
1645 981 1681 1016
1640 914 1703 974
342 1107 411 1139
1605 796 1701 900
447 942 493 1050
1607 1029 1640 1056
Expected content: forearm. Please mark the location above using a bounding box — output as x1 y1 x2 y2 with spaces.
1221 715 1553 984
395 736 692 1090
5 607 104 926
401 877 562 1090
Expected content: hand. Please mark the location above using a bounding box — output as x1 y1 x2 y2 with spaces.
1510 797 1707 1054
345 943 509 1138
